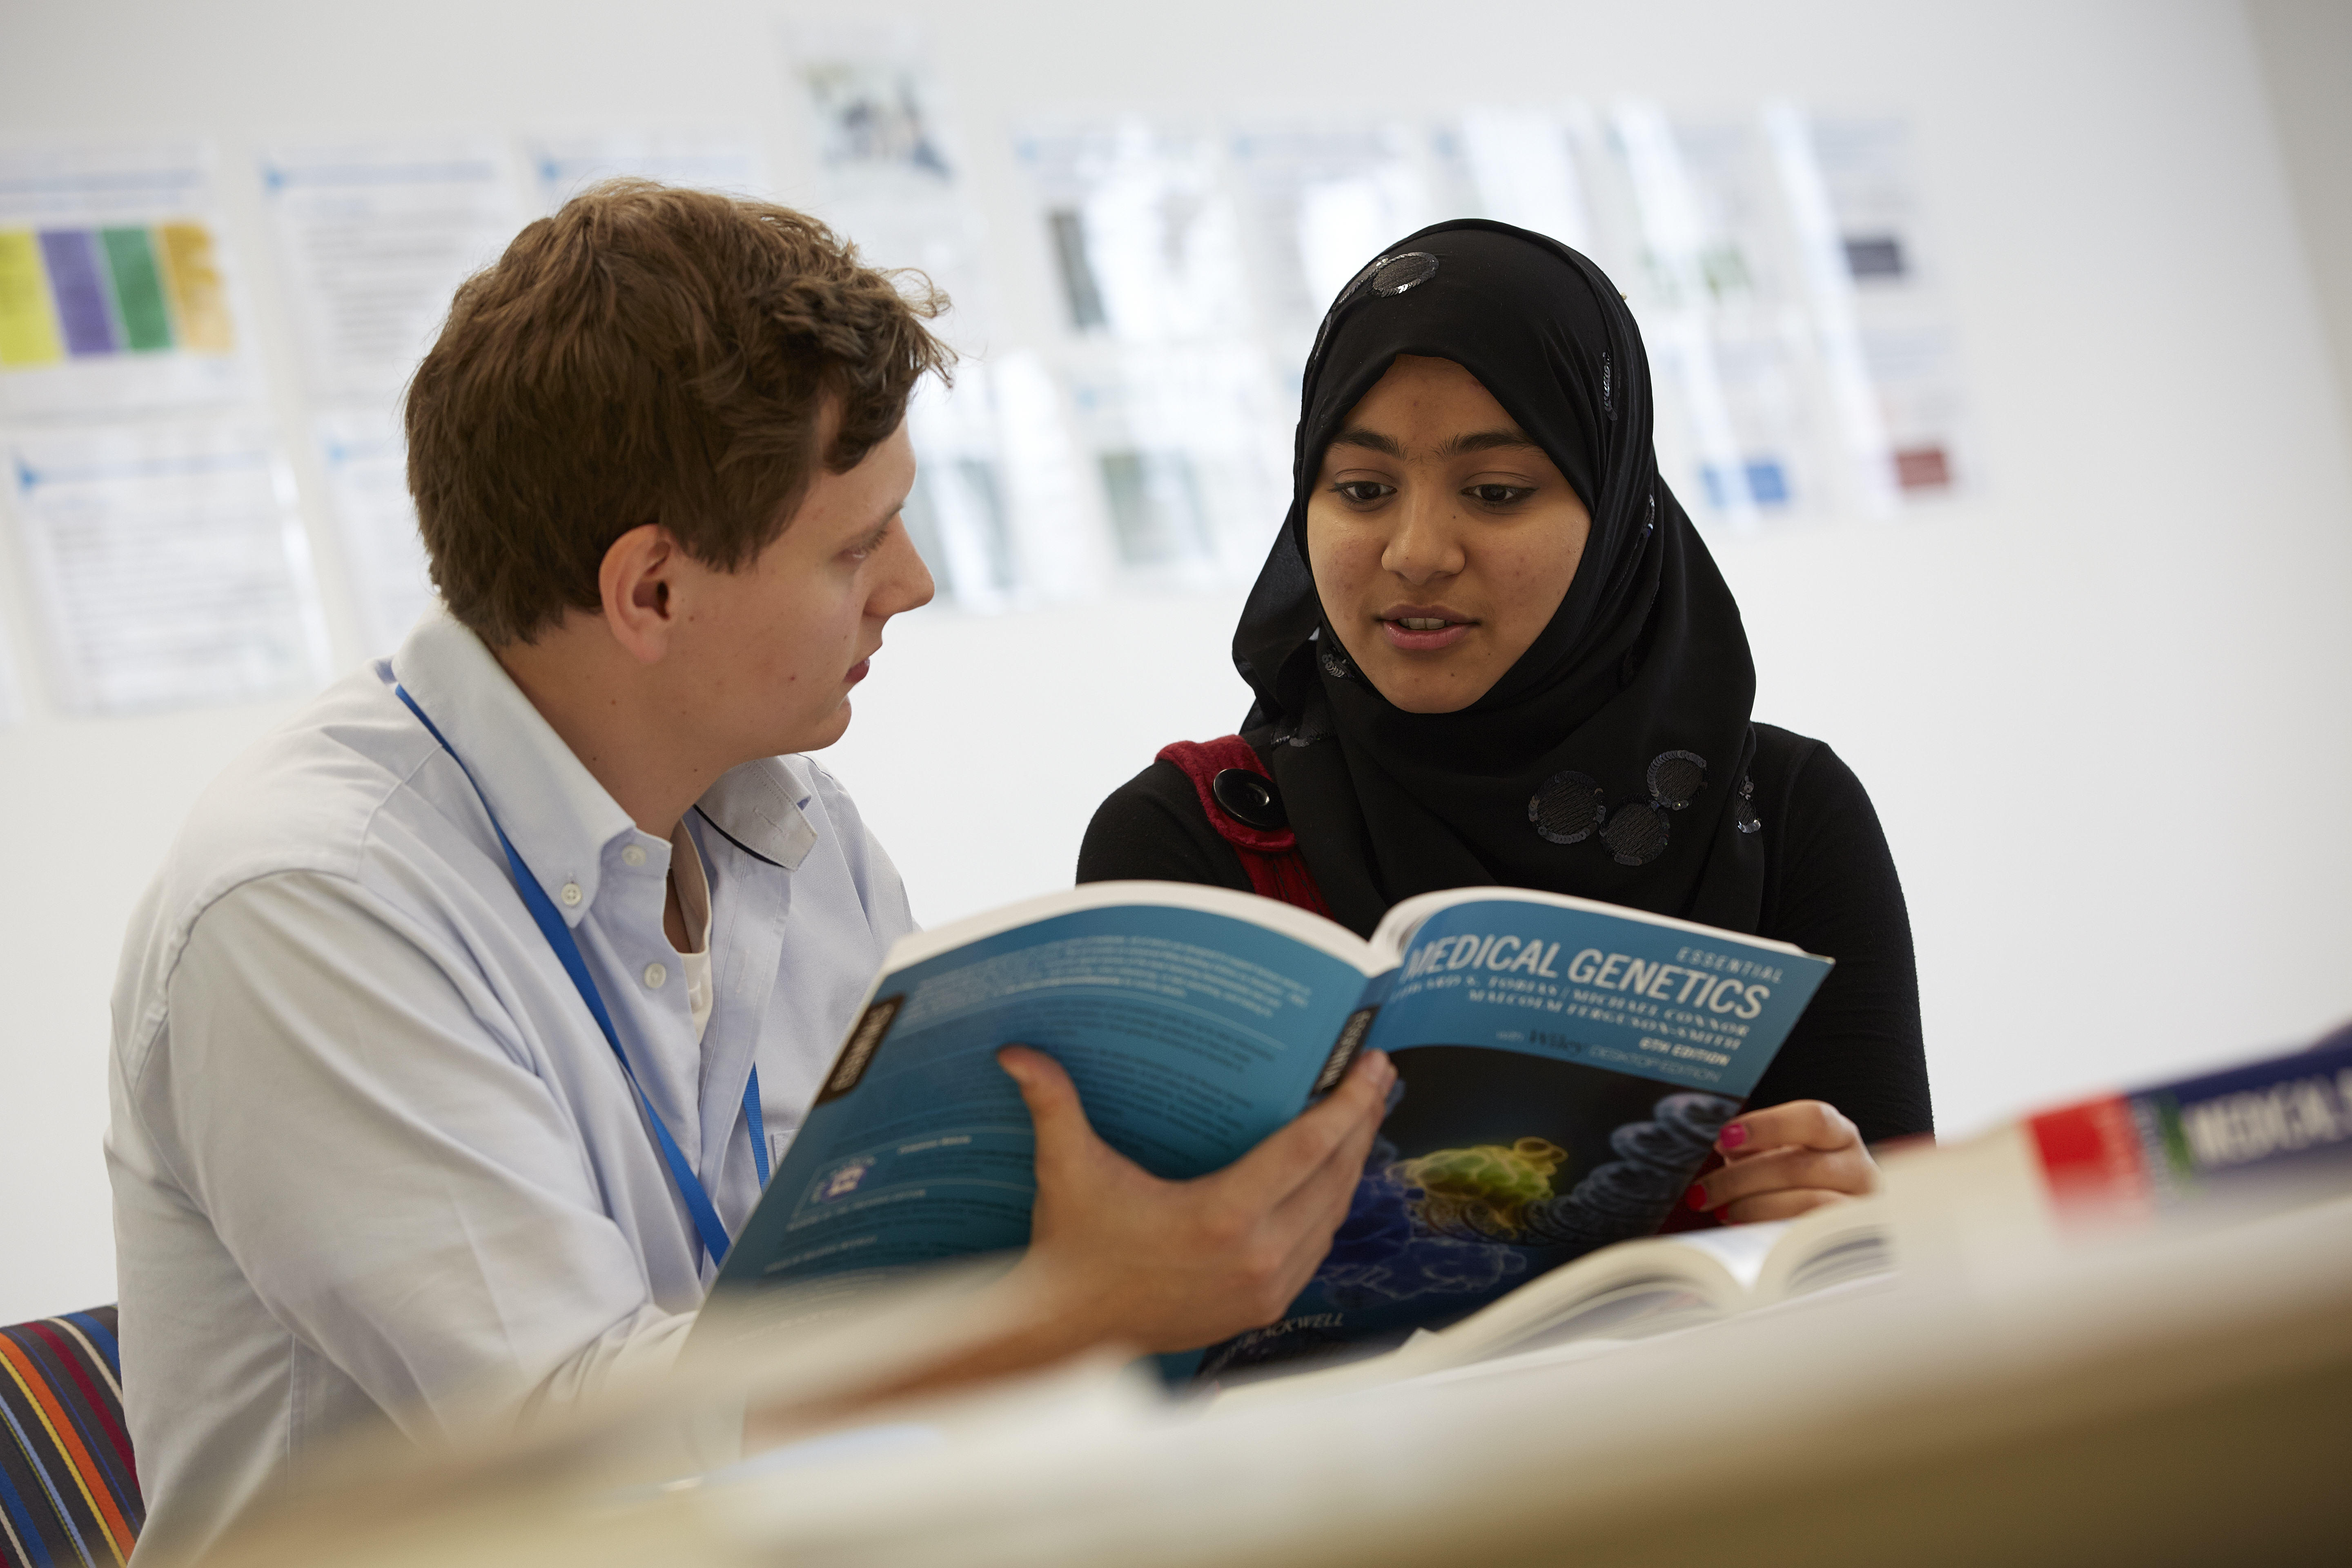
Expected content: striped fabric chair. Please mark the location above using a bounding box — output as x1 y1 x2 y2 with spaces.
0 1307 141 1568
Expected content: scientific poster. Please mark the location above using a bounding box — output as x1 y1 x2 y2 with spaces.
0 141 257 418
1225 118 1433 356
0 618 22 728
1764 107 1969 505
5 419 328 715
1598 103 1823 527
1438 106 1598 256
783 21 979 311
314 408 434 654
1015 117 1287 581
1016 118 1252 344
524 129 766 213
787 22 1096 610
257 136 519 403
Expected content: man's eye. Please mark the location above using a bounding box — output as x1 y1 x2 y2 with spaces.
1467 483 1535 506
1334 481 1394 504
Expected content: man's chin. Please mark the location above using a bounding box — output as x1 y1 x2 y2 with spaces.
775 699 855 755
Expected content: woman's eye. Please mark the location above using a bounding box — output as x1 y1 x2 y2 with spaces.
1466 483 1536 506
1334 481 1395 504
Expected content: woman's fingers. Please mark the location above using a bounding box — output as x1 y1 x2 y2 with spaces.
1694 1140 1875 1209
1715 1099 1857 1162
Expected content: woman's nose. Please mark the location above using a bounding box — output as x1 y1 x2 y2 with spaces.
1381 489 1466 584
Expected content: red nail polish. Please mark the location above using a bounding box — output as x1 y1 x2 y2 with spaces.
1718 1123 1748 1152
1684 1183 1709 1211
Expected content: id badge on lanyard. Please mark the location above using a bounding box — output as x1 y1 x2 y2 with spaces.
395 683 767 1265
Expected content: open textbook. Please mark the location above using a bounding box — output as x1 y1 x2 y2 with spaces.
699 880 1833 1367
1214 1194 1892 1402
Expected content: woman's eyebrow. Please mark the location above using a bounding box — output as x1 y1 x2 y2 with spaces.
1328 426 1405 458
1439 428 1540 457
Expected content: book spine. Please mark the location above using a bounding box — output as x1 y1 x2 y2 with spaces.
2025 1035 2352 1222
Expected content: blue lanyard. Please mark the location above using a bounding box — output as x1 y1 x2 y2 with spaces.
393 684 768 1266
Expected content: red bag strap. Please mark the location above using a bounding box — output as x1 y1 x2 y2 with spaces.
1156 737 1332 918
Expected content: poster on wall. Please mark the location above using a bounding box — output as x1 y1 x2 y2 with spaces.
257 136 519 406
0 141 258 419
1435 106 1599 256
786 22 1102 610
5 419 329 715
523 129 767 214
1014 116 1287 582
1595 102 1826 529
1226 118 1434 361
783 21 980 316
0 616 22 728
314 408 433 655
1764 106 1969 508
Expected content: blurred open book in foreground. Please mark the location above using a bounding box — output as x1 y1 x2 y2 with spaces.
196 1028 2352 1568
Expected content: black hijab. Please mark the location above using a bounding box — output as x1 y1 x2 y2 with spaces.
1236 220 1766 938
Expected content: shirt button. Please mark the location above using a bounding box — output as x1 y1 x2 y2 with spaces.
560 882 583 906
644 962 668 989
621 846 646 867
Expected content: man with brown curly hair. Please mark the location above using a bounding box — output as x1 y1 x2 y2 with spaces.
106 183 1390 1561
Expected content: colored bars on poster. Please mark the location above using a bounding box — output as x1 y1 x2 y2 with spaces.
0 223 234 367
0 232 62 365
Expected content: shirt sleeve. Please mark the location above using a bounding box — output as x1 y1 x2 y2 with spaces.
1743 743 1935 1145
1076 760 1254 893
136 869 704 1443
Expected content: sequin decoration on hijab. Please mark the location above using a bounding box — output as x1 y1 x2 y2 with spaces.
1232 220 1765 936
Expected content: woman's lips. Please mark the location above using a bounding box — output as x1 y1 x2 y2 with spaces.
1378 615 1473 652
846 658 871 685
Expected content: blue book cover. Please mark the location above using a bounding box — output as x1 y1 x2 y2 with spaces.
704 881 1833 1368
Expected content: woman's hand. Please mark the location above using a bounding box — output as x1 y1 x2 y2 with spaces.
1688 1100 1878 1224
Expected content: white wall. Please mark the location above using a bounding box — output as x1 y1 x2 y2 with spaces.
3 0 2348 1322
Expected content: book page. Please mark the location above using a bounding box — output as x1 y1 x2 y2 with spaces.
714 891 1375 1301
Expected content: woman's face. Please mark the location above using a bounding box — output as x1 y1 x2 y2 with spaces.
1306 355 1591 714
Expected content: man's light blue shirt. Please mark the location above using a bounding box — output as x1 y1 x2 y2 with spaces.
107 611 917 1560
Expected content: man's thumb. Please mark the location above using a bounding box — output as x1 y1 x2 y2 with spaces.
997 1045 1093 1155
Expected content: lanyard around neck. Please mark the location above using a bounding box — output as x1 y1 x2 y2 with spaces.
393 683 768 1266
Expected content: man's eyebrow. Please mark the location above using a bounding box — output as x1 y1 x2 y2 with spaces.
1439 428 1540 457
1327 426 1406 459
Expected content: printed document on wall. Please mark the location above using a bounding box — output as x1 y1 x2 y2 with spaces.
315 408 433 654
1764 107 1969 506
0 617 23 727
1226 118 1434 357
258 136 519 404
5 419 329 714
1600 104 1824 528
524 129 766 214
0 142 258 418
1016 117 1286 584
784 22 983 325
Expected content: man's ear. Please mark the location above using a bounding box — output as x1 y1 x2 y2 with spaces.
599 523 678 666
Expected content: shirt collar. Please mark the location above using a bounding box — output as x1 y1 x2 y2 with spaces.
387 611 823 916
388 611 640 923
693 759 819 872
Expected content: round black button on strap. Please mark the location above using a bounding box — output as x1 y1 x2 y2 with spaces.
1211 768 1287 831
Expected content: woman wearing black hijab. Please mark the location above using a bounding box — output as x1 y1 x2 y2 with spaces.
1078 220 1931 1220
